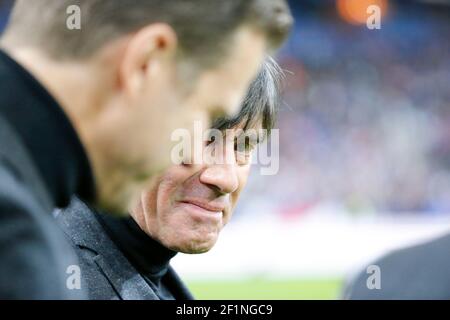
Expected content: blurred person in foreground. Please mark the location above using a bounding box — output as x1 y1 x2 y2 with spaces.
0 0 292 299
56 58 283 300
345 233 450 300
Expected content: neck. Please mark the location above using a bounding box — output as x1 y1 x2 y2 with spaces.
97 213 177 279
3 47 105 127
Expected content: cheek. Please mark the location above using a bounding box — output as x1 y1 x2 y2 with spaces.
227 167 251 218
154 168 193 223
155 180 179 221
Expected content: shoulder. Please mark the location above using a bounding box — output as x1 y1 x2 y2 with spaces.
345 234 450 300
0 163 85 299
56 197 108 251
56 198 125 299
0 159 49 228
165 267 195 300
0 116 53 210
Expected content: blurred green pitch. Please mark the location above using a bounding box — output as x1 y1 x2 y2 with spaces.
186 278 343 300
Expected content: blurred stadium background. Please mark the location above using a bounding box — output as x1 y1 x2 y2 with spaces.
1 0 449 299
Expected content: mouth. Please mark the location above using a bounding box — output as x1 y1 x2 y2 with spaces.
177 198 225 220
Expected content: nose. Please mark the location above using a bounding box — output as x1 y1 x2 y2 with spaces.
199 163 239 195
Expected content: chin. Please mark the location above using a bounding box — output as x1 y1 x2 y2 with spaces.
169 235 219 254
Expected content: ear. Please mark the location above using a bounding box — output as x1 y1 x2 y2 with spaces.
119 23 178 97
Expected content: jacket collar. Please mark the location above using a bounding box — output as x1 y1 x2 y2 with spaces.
0 50 95 208
57 198 160 300
96 213 177 280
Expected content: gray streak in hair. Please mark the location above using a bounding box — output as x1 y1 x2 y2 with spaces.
213 56 284 137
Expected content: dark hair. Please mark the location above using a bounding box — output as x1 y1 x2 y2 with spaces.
213 56 284 137
2 0 292 66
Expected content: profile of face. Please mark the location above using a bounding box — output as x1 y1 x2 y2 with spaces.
130 123 256 254
92 25 268 215
129 57 283 253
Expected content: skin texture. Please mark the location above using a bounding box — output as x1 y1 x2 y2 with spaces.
131 124 258 254
3 24 268 215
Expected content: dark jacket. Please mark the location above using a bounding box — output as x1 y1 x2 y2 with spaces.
344 233 450 300
0 50 95 299
56 198 194 300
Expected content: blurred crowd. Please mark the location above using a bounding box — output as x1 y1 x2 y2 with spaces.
1 1 449 216
240 2 450 218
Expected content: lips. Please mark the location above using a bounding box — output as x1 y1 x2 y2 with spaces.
179 198 226 213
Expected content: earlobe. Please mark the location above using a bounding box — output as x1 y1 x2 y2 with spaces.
119 23 178 98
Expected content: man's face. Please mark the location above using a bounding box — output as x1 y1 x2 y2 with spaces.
95 26 267 214
130 125 258 253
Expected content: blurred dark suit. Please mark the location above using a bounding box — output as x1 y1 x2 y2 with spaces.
56 198 194 300
0 50 94 299
0 0 13 33
344 233 450 300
